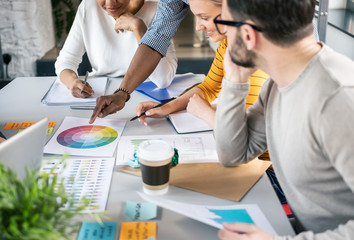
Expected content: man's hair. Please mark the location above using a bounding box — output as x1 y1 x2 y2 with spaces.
226 0 316 46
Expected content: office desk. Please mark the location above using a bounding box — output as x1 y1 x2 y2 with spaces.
0 77 295 239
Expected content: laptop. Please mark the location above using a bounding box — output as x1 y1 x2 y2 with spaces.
0 118 48 180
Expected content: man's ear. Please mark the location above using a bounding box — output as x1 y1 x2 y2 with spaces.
240 25 257 50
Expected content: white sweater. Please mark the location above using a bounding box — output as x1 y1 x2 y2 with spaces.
55 0 177 88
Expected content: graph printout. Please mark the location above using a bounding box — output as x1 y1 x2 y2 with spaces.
41 157 115 213
116 133 218 165
139 192 277 236
44 116 126 157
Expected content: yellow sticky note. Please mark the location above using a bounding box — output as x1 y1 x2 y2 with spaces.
21 122 35 129
47 127 54 135
119 222 156 240
48 121 56 128
3 122 22 129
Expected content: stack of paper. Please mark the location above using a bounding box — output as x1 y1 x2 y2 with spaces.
41 77 108 106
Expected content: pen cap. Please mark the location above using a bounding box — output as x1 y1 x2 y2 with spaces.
137 140 174 164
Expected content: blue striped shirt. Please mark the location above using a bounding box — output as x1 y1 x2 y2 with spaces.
140 0 190 56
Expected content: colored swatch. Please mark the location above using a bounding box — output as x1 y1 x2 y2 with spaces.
57 125 117 149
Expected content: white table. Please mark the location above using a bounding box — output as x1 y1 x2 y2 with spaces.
0 77 295 239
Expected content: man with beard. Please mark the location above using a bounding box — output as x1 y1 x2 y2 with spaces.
214 0 354 239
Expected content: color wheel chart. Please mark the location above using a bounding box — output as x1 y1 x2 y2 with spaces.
57 125 118 149
44 116 126 157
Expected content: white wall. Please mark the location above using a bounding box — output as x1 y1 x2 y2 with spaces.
329 0 347 9
0 0 55 78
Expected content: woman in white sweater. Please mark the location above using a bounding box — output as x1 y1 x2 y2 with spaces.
55 0 177 98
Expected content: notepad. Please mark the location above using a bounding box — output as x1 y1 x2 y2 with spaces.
136 73 205 102
41 77 108 106
167 110 213 134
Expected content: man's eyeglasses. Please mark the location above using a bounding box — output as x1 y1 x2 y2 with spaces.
213 14 263 35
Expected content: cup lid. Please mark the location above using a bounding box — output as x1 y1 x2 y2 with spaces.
137 140 174 161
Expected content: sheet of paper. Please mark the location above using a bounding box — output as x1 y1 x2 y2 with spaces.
139 192 277 236
41 77 108 106
77 222 117 240
119 222 156 240
116 133 218 165
44 116 126 157
41 157 115 213
125 201 157 221
167 110 213 134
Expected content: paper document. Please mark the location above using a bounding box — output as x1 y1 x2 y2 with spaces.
116 133 218 165
41 157 115 213
41 77 108 106
136 73 205 102
44 116 126 157
168 110 213 134
139 192 277 236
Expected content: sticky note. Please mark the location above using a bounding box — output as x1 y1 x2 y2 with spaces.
209 209 254 224
125 201 157 221
48 121 56 128
3 122 22 129
119 222 156 240
21 122 35 129
77 222 117 240
47 127 54 135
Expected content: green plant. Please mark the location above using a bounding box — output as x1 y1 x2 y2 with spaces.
51 0 82 47
0 160 89 240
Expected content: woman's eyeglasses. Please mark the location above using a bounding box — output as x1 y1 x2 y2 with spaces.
213 14 263 35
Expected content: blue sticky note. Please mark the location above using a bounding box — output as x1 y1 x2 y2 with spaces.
125 200 157 220
145 237 155 240
209 209 254 224
77 222 117 240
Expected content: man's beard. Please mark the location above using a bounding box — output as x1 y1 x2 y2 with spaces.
230 35 256 68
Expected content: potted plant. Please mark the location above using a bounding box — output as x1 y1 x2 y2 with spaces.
0 161 90 239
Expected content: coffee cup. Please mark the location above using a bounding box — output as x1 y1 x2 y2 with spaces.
137 140 174 195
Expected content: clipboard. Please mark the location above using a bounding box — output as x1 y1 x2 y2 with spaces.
119 159 271 202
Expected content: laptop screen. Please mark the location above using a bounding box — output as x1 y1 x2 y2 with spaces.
0 118 48 179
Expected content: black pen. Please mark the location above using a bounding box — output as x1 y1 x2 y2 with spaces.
80 71 89 95
130 97 176 121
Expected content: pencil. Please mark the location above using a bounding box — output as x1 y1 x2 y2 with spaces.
130 97 176 121
80 71 89 94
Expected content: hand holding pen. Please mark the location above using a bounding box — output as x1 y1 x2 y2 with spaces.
133 97 176 125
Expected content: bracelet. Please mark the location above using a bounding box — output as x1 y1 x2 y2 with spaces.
114 88 131 102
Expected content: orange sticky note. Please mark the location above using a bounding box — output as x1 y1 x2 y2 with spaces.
48 122 56 128
3 122 22 129
119 222 156 240
21 122 35 129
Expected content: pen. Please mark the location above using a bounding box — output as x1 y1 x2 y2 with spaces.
80 71 89 95
130 97 176 121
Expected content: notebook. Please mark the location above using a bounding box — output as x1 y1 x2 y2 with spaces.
41 77 108 106
167 110 213 134
0 118 48 179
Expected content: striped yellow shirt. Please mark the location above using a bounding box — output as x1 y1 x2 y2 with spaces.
196 38 271 165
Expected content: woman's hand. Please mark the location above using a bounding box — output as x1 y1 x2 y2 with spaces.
135 101 171 126
187 94 216 129
114 13 147 42
69 78 94 98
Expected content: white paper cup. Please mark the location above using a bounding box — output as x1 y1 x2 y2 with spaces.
137 140 174 195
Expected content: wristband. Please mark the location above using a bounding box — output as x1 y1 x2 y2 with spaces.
114 88 131 102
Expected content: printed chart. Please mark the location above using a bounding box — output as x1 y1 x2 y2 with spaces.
116 133 218 165
44 116 126 157
139 192 277 236
57 125 117 149
41 157 115 213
